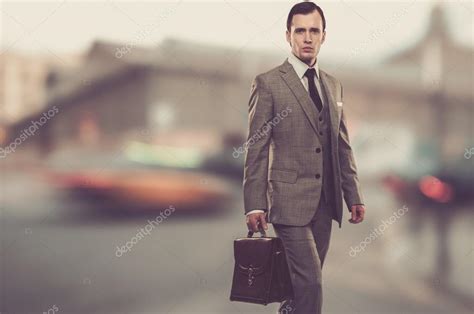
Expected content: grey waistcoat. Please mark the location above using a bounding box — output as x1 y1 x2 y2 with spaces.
315 85 336 214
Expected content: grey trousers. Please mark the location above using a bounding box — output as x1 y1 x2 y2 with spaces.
273 195 334 314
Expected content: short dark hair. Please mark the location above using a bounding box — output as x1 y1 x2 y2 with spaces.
286 1 326 32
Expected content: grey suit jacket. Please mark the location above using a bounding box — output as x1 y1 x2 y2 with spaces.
242 58 364 228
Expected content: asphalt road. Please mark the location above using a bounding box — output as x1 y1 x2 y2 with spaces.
1 169 472 313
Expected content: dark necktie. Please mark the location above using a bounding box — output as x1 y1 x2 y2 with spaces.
304 68 323 112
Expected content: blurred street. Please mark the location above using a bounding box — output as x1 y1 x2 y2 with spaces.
1 1 473 313
1 167 472 314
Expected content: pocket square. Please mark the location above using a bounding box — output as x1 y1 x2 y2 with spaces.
337 101 343 107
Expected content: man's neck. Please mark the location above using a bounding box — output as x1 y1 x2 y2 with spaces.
293 53 317 67
306 58 317 68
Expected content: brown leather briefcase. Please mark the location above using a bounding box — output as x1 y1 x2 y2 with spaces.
229 229 294 305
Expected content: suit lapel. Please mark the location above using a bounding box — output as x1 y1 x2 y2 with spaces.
279 59 320 138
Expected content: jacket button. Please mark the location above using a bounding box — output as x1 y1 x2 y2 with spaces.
315 148 321 153
319 116 323 121
319 131 323 136
315 174 321 179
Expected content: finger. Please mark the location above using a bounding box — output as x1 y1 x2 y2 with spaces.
250 217 259 232
351 208 357 221
246 215 253 230
260 214 268 230
354 211 361 223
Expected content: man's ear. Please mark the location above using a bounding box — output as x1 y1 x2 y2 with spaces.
285 30 291 46
321 30 326 44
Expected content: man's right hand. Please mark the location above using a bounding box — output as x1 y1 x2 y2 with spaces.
246 212 268 232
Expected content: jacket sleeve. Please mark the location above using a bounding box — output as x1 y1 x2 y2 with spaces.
337 83 364 211
243 75 274 215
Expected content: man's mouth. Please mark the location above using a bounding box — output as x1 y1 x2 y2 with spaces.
303 47 313 51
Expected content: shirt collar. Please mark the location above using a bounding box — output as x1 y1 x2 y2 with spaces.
287 52 320 80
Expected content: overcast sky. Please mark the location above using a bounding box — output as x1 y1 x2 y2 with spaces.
1 0 473 64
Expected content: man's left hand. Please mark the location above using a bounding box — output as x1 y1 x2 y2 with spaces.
349 204 365 224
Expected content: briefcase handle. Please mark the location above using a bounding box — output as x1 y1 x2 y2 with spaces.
247 228 267 238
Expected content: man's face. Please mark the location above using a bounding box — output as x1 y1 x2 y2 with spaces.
286 10 326 66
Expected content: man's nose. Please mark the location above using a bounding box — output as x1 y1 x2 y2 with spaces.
304 31 312 43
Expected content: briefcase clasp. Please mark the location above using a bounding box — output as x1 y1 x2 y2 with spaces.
238 263 262 287
248 265 256 286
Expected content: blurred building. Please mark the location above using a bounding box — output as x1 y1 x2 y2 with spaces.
0 52 80 148
5 37 282 157
0 52 80 123
334 5 473 168
4 4 472 164
0 52 49 123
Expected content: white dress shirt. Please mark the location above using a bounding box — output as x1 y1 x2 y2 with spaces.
246 53 325 216
287 52 325 106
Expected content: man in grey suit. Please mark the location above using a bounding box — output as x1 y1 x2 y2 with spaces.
243 2 366 313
